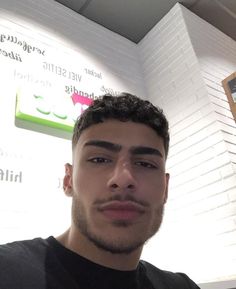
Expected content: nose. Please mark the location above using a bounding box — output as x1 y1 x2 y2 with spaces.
107 160 137 192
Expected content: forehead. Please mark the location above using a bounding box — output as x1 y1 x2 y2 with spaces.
76 120 165 155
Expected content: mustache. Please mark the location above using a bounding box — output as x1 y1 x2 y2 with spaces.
93 194 149 207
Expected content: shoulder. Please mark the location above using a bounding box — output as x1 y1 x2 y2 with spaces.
0 237 48 263
0 238 50 287
140 260 200 289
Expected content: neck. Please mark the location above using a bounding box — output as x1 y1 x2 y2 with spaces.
56 227 142 271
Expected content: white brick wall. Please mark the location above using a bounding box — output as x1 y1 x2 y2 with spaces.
139 3 236 284
181 4 236 283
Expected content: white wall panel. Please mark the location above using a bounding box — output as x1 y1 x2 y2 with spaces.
138 3 236 284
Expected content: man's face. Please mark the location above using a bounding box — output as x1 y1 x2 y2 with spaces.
65 119 169 254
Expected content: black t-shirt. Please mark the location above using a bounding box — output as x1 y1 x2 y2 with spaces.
0 236 200 289
46 236 153 289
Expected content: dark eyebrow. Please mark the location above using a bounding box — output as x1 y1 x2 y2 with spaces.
130 146 163 158
84 140 163 158
84 140 121 152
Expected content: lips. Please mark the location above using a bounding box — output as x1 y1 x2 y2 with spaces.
97 201 145 221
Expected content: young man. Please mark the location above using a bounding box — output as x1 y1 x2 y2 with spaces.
0 93 200 288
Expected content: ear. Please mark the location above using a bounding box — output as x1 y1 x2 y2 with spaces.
63 163 73 197
164 173 170 204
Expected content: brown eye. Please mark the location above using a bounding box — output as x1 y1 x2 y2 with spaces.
88 157 111 163
135 161 157 169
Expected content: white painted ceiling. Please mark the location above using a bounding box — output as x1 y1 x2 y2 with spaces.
54 0 236 43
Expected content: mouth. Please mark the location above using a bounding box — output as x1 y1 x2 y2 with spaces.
97 201 146 221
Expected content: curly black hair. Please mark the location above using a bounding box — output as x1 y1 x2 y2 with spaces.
72 93 170 157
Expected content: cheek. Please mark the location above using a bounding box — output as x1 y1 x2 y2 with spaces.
72 166 88 188
72 170 101 203
73 165 108 189
140 177 167 202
